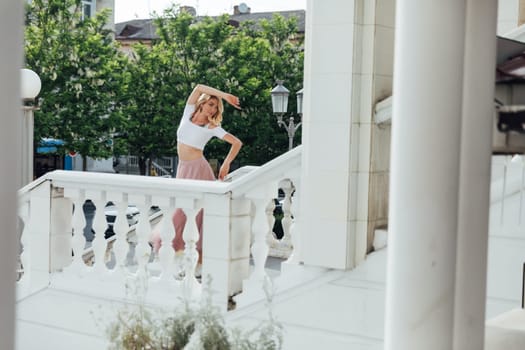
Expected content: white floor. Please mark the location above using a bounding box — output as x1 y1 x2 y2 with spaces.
227 250 387 350
16 245 524 350
16 288 116 349
15 250 387 350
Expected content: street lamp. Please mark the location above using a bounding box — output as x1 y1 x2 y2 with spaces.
271 80 303 150
20 68 41 186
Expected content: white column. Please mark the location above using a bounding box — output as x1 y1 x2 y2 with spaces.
301 0 357 269
454 1 498 349
0 1 23 350
385 1 467 349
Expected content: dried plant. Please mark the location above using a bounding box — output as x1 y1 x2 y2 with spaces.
107 276 283 350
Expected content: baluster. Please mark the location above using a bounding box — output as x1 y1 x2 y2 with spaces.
158 198 177 281
280 180 294 246
133 196 153 278
91 193 109 273
182 206 201 299
266 198 276 242
111 196 129 272
286 178 302 265
17 202 30 285
250 198 271 280
69 191 87 272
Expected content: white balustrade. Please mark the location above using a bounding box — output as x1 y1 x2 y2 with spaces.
16 147 303 310
18 149 525 313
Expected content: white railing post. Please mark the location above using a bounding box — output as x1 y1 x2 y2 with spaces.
15 146 302 309
49 187 73 272
201 193 251 311
17 181 53 298
30 182 53 288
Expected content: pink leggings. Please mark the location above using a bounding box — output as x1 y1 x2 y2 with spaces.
150 157 215 255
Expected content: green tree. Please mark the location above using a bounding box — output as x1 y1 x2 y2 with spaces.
216 14 304 164
25 0 126 170
116 43 180 175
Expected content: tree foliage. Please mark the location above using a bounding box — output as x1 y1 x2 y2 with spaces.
25 0 127 169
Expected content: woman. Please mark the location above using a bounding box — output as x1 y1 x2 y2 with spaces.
151 84 242 266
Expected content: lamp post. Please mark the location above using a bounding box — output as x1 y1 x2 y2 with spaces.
271 80 303 151
20 68 41 186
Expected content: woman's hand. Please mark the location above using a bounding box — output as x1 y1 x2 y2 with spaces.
224 94 241 110
219 134 242 181
218 162 230 181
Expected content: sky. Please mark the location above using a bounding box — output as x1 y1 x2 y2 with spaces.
114 0 307 23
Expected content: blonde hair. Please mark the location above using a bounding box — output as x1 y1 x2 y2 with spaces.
194 93 224 126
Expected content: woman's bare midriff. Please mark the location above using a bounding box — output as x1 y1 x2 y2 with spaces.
177 142 204 161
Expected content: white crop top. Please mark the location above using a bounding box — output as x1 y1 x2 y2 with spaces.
176 104 227 150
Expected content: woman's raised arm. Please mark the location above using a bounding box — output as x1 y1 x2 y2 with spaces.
187 84 241 109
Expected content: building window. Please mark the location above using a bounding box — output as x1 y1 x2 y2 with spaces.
82 0 96 19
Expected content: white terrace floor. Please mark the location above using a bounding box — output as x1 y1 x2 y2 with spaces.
16 249 387 350
17 245 525 350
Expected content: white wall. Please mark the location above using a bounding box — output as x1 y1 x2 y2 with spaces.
498 0 520 35
97 0 115 30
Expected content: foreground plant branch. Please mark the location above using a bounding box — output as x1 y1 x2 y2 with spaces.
107 276 283 350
